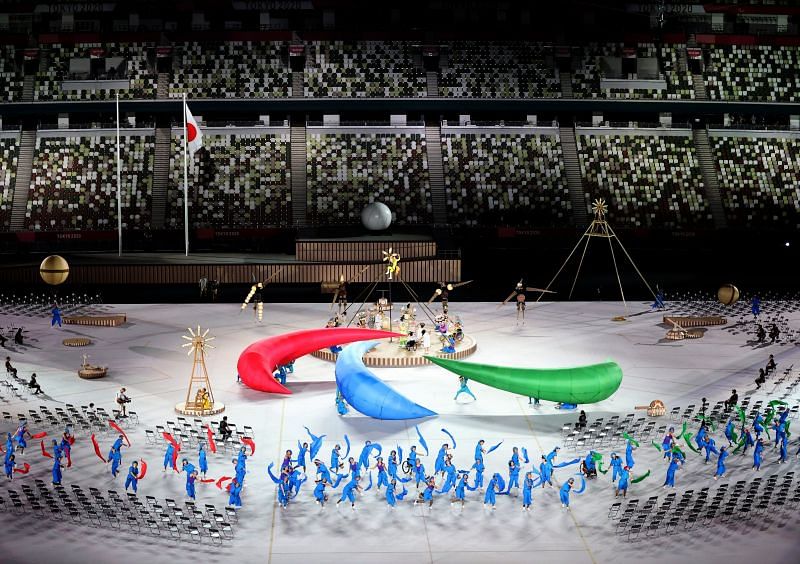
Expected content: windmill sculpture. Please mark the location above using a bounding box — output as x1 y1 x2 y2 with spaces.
176 325 224 415
241 267 285 323
499 280 556 325
427 280 473 315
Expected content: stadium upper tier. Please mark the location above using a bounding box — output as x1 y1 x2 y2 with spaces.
3 125 797 232
2 40 800 102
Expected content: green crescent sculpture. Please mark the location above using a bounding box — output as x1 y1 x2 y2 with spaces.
425 356 623 404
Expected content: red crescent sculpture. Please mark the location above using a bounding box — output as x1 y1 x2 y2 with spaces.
237 328 401 394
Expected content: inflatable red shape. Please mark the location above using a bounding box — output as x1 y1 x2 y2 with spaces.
237 328 400 394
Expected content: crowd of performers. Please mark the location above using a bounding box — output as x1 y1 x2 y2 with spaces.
2 397 798 514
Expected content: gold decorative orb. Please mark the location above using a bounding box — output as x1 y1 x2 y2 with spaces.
40 255 70 285
717 284 740 306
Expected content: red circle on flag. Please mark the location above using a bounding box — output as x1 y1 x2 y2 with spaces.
187 123 197 142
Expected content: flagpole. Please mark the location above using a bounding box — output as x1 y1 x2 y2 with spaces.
115 94 122 257
183 93 189 256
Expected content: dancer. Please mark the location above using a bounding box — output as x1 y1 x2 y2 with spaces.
313 477 328 508
472 458 485 491
741 427 755 455
664 454 681 488
454 376 477 401
616 466 630 498
559 477 575 508
507 460 520 494
386 479 407 509
413 458 426 488
186 469 198 500
297 441 309 472
714 446 728 479
437 459 458 494
724 420 736 446
703 436 719 464
435 443 450 475
281 450 293 472
452 473 472 508
522 472 535 511
50 302 62 327
13 421 31 455
163 441 175 472
4 432 14 463
330 444 342 472
228 478 243 507
52 455 63 485
661 428 676 459
61 426 73 467
4 453 15 479
539 455 553 488
474 440 485 464
234 457 246 486
609 453 623 482
109 445 123 478
198 443 208 478
625 439 636 469
277 474 291 508
313 459 333 484
778 435 788 463
483 473 500 510
753 413 765 440
125 461 139 492
375 457 390 491
337 476 362 509
753 438 764 471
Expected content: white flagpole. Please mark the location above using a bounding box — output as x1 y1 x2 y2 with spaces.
116 94 122 256
183 93 189 256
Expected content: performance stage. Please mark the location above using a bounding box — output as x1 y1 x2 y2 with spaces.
0 301 798 564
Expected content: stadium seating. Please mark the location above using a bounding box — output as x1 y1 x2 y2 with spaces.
306 131 432 224
169 42 289 98
440 42 560 98
26 134 155 230
0 137 19 231
304 41 426 97
35 43 157 101
712 134 800 228
166 132 291 228
577 132 712 228
572 43 693 100
441 131 570 226
704 45 800 102
0 46 23 102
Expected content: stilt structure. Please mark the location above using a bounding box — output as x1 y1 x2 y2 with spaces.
175 325 225 415
540 199 657 319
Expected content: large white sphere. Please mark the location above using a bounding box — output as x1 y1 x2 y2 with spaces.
361 202 392 231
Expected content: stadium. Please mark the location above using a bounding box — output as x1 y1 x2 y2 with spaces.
0 1 799 563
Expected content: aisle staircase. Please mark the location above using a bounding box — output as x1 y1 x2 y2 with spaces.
150 127 171 229
290 120 307 225
9 129 36 231
426 71 439 97
291 71 303 98
156 72 169 99
21 75 34 102
692 128 728 229
558 125 587 226
560 71 573 99
424 121 448 225
692 74 708 101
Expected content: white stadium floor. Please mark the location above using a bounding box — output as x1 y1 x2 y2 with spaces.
0 301 798 564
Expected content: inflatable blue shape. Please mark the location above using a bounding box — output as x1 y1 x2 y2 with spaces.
335 341 437 420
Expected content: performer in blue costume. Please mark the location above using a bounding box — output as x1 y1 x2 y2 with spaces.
773 420 787 448
741 427 755 455
416 476 436 508
539 455 553 488
703 436 719 464
330 445 342 472
559 477 575 508
313 478 328 507
358 441 380 471
778 435 788 463
337 476 362 509
198 443 208 478
609 453 623 482
474 440 485 464
51 303 62 327
753 438 764 470
714 447 728 479
314 459 332 484
437 460 458 494
125 461 139 492
435 443 450 475
228 478 243 507
724 420 736 446
472 458 485 491
387 451 405 483
694 424 708 454
510 447 521 468
664 454 681 488
386 479 407 509
296 441 309 472
186 470 198 500
625 440 636 469
4 453 15 479
483 474 501 509
375 457 390 490
522 472 535 511
277 474 291 508
507 460 521 494
616 466 630 498
546 446 560 465
662 428 676 459
407 446 418 468
109 446 123 477
281 450 293 472
753 414 765 440
13 422 30 455
52 456 63 485
454 376 476 401
335 389 348 415
4 432 14 463
413 459 426 488
163 442 175 472
347 457 359 478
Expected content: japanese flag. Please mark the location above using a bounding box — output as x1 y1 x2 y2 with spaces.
184 101 203 155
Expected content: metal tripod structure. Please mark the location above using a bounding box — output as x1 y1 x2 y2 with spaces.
538 199 657 317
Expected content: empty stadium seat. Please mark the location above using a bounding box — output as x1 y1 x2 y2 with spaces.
0 137 19 231
0 46 24 102
704 45 800 102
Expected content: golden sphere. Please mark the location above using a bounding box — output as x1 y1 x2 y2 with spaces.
40 255 70 285
717 284 740 306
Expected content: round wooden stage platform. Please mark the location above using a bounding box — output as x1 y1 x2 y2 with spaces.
310 335 477 367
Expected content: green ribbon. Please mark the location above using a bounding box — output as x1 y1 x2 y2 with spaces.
683 432 701 453
651 440 662 452
622 432 640 447
631 469 651 483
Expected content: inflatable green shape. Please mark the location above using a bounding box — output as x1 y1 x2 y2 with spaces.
424 357 623 404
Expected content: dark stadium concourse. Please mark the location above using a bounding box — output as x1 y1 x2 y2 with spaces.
2 2 800 564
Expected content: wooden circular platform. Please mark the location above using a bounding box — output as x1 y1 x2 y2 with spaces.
63 337 92 347
78 366 107 379
175 401 226 416
311 335 477 367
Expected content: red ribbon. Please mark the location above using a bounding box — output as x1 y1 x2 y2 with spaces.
109 421 131 447
215 476 232 490
136 459 148 480
162 432 181 470
200 478 216 483
206 426 217 453
40 440 53 459
241 437 256 456
31 432 47 439
14 462 31 474
91 434 106 463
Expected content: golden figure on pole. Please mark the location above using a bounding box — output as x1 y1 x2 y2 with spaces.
175 325 225 416
382 247 401 280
